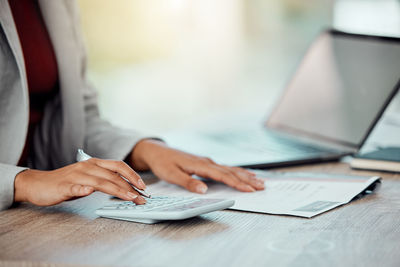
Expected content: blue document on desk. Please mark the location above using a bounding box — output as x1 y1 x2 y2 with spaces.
148 170 381 218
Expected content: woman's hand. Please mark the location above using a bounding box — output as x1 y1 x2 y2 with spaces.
14 158 147 206
131 139 265 194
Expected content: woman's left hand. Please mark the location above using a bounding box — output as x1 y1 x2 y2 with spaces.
129 139 265 194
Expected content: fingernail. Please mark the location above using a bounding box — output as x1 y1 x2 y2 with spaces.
135 196 146 205
83 186 92 193
138 179 146 189
126 191 138 200
240 184 255 192
256 182 265 189
247 185 256 192
195 184 208 194
252 177 263 183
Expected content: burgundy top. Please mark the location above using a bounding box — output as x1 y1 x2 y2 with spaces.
9 0 59 166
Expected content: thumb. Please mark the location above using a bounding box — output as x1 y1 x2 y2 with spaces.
64 184 94 198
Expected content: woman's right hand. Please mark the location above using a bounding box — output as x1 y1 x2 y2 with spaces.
14 158 147 206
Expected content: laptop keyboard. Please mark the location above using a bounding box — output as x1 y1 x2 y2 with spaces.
204 130 334 157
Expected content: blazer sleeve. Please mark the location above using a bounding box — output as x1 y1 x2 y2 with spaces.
0 163 28 211
67 2 151 162
82 86 149 161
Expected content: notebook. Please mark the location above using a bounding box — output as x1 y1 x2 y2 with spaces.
350 147 400 173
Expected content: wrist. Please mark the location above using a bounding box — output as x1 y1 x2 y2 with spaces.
14 169 30 202
131 139 166 171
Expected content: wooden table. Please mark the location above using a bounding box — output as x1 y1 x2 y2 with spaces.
1 162 399 267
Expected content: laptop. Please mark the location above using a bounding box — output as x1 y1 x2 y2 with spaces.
165 29 400 168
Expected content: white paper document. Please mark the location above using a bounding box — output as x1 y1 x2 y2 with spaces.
148 170 381 218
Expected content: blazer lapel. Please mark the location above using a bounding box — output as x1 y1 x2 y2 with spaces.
38 0 85 163
0 0 29 164
0 0 29 95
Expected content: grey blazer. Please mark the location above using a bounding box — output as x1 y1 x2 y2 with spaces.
0 0 146 210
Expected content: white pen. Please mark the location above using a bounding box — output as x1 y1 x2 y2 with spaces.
76 149 151 198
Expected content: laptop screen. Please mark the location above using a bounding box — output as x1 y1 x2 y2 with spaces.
267 30 400 148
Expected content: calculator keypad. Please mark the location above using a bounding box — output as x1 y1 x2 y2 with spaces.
102 196 202 212
157 199 223 212
97 196 235 224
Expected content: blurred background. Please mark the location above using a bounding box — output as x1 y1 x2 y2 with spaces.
77 0 400 145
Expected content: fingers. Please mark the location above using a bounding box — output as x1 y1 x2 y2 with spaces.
160 167 208 194
78 174 146 204
77 175 135 200
181 158 264 192
229 167 265 190
81 165 147 204
88 158 146 190
206 165 256 192
231 167 257 178
81 164 134 193
70 159 147 205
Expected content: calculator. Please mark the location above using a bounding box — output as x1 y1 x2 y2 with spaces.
96 196 235 224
